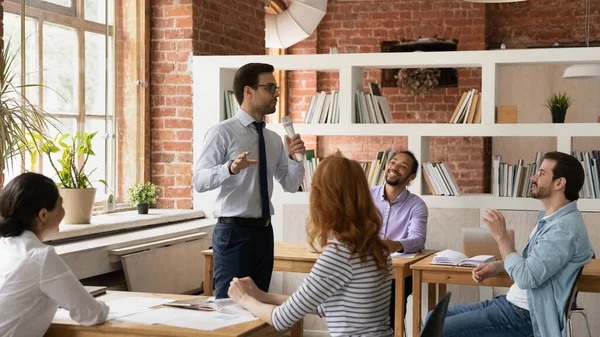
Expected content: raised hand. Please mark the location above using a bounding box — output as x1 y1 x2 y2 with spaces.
482 209 508 241
230 152 258 174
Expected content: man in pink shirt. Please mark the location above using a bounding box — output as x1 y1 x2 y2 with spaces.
370 150 429 331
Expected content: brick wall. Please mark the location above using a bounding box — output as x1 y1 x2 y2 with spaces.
289 0 490 193
488 0 600 48
150 0 264 208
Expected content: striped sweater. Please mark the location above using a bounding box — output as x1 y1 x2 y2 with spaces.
272 243 394 337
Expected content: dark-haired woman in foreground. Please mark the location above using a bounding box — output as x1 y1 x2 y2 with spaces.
0 173 108 337
228 155 394 337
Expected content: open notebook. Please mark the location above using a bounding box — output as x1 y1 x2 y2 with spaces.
163 298 254 317
431 249 495 267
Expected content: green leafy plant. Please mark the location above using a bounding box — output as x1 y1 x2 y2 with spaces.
0 39 59 188
32 131 106 188
545 92 572 123
128 182 158 205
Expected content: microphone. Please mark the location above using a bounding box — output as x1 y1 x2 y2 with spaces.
281 116 304 162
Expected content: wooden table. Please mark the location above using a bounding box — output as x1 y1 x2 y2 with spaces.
203 242 436 337
410 255 600 337
45 291 279 337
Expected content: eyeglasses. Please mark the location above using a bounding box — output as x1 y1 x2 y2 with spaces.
253 83 279 94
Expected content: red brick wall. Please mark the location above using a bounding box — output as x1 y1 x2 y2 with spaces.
487 1 600 48
150 0 264 208
289 0 490 193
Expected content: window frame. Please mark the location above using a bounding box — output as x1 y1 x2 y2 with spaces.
4 0 117 202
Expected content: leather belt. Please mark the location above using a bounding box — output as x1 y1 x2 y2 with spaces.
218 217 271 227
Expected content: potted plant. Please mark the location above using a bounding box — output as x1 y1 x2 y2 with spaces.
35 131 105 224
545 92 572 123
0 39 58 190
128 182 158 214
397 67 441 97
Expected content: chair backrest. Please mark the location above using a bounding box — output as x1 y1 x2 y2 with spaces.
462 228 515 261
420 292 452 337
564 266 585 317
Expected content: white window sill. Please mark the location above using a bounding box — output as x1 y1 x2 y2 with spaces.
44 209 206 243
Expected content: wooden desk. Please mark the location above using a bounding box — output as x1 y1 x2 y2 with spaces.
410 256 600 337
46 291 279 337
203 242 436 337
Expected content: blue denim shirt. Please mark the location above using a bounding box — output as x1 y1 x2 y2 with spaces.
504 201 594 337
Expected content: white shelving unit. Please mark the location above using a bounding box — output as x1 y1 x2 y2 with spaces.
192 47 600 235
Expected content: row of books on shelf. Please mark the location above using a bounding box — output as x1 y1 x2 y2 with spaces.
574 151 600 199
422 162 461 196
300 149 397 192
304 91 341 124
492 151 600 199
491 152 543 198
354 87 394 124
449 89 482 124
224 90 240 120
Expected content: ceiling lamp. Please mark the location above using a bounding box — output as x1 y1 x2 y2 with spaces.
265 0 327 49
563 0 600 79
563 64 600 79
464 0 527 3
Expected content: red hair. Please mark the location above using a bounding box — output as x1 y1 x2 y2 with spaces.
307 155 389 277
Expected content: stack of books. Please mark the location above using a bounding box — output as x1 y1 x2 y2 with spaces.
354 83 393 124
448 89 481 124
422 162 461 196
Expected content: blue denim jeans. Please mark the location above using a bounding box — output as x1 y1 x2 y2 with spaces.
425 295 534 337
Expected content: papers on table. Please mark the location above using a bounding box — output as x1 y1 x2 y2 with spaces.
119 307 258 330
54 296 257 332
391 252 417 258
54 296 177 322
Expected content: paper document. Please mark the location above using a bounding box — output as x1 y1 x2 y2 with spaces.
117 308 184 325
54 306 143 322
159 309 258 331
119 308 258 331
391 252 417 258
163 298 255 317
105 297 176 309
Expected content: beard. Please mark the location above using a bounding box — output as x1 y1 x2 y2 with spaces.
386 172 409 186
530 183 551 199
256 100 277 115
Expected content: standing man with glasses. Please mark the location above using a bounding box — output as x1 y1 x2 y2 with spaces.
193 63 306 299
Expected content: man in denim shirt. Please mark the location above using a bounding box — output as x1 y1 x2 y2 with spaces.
436 152 594 337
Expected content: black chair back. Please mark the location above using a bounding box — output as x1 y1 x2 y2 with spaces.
420 292 452 337
564 266 585 317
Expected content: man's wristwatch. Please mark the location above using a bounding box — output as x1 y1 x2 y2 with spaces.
227 160 236 175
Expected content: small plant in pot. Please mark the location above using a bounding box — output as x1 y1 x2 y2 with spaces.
545 92 572 123
32 131 106 224
128 182 158 214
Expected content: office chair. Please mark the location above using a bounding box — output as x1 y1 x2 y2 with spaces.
420 292 452 337
565 266 591 337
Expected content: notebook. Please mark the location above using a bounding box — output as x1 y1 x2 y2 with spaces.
163 298 254 317
462 227 514 262
431 249 495 267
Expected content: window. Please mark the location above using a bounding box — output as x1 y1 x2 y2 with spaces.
3 1 144 207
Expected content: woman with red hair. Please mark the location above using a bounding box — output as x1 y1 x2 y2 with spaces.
228 155 393 337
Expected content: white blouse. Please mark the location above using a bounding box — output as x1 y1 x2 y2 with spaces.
0 230 108 337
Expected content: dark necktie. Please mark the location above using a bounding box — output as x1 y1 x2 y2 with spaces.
253 121 270 219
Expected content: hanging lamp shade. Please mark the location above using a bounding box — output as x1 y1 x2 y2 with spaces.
464 0 526 2
265 0 327 49
563 64 600 79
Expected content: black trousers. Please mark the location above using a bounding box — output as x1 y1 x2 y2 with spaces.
390 275 413 330
211 222 274 299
